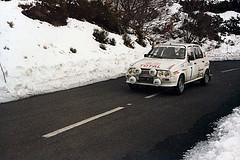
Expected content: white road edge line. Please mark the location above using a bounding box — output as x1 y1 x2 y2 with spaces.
144 93 158 99
42 107 125 138
221 68 240 73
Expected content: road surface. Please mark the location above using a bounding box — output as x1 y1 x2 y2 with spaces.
0 61 240 160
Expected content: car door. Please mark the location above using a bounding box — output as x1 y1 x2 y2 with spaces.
186 46 198 81
194 46 205 78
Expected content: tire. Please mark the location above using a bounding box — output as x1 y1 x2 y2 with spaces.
128 84 139 90
201 70 210 86
175 74 185 95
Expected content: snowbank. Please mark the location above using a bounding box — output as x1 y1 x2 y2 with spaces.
184 107 240 160
0 0 150 103
203 35 240 61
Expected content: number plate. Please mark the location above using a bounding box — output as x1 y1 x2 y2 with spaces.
140 70 150 77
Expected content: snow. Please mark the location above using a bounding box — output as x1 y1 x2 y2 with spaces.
168 3 182 15
184 107 240 160
219 11 240 21
0 0 150 103
206 11 240 21
203 35 240 61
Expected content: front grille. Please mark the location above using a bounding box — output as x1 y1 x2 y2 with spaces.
138 77 153 83
140 69 150 77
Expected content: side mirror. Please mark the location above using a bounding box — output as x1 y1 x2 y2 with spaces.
144 54 148 57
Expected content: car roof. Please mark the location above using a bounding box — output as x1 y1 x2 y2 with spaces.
153 43 200 48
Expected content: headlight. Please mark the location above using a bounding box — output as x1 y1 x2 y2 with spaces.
164 71 171 77
157 70 171 78
127 68 135 75
157 71 164 77
127 67 141 75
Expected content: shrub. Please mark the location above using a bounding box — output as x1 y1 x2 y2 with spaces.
215 42 221 49
19 0 163 35
136 39 147 47
43 45 48 49
136 32 147 47
180 12 222 43
93 29 109 44
7 21 14 28
109 38 116 46
222 17 240 35
21 1 68 26
20 0 121 32
226 40 235 46
208 0 240 13
180 0 240 15
136 30 147 47
99 44 107 50
18 3 32 10
122 34 134 49
93 29 117 46
3 46 10 50
70 47 77 53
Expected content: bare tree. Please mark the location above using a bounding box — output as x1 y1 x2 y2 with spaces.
180 12 222 43
119 0 165 29
111 0 167 45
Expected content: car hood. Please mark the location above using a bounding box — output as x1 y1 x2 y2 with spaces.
132 58 184 70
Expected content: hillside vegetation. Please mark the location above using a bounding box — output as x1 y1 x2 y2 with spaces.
19 0 240 44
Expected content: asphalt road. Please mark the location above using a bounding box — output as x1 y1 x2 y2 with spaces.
0 61 240 160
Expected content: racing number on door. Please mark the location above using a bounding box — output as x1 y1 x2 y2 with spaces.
187 46 198 81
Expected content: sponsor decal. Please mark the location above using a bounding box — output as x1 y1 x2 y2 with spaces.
140 63 161 68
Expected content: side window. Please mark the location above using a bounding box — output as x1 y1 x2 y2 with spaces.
187 46 195 60
193 47 198 59
197 47 204 58
194 47 204 59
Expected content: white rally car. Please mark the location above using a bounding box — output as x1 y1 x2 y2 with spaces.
126 44 211 94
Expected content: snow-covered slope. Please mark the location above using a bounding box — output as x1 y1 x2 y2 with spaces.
203 35 240 61
0 1 150 103
184 107 240 160
146 2 240 61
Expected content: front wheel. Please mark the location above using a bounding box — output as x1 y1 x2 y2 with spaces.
200 70 210 85
175 75 185 95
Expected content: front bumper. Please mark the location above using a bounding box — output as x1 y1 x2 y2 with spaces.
126 75 178 87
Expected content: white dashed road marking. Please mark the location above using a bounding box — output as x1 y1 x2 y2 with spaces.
221 68 240 73
144 93 159 99
43 107 125 138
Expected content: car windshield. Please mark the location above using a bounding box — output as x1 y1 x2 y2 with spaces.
146 46 186 59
